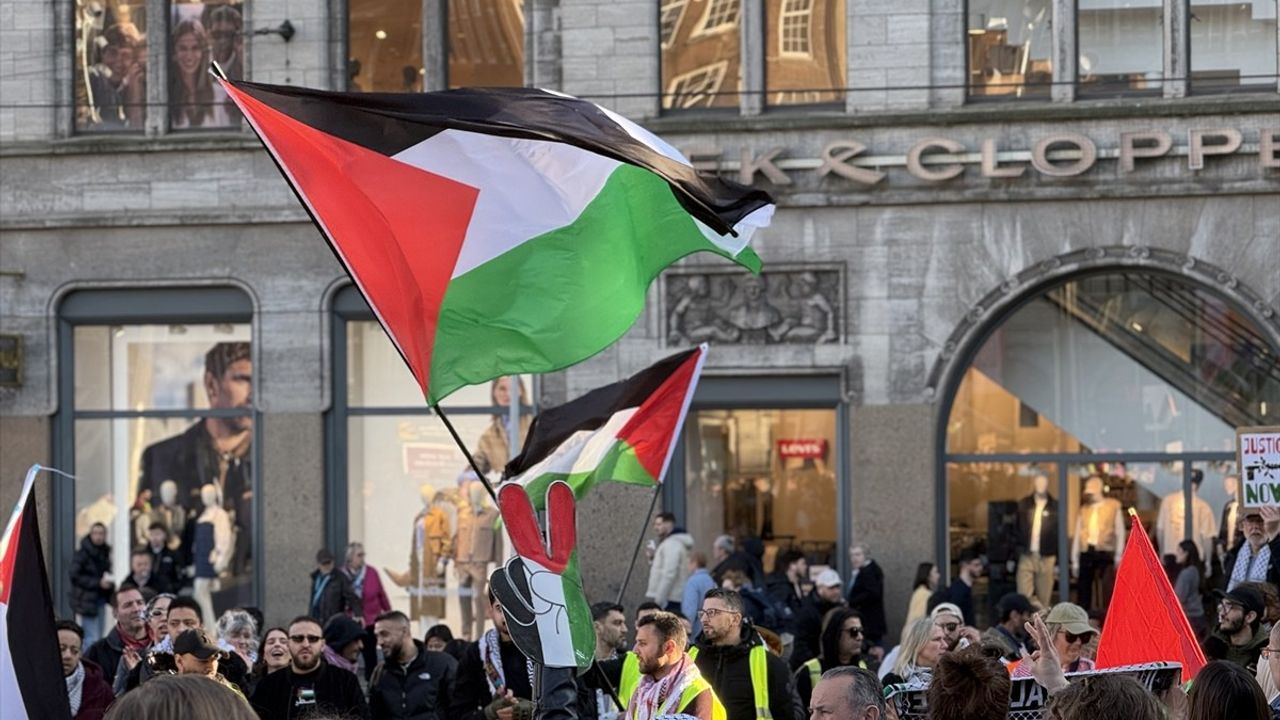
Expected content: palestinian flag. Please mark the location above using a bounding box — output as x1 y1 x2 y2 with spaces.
503 345 707 506
218 77 772 403
0 466 73 720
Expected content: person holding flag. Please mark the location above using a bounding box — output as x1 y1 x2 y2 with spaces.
621 611 723 720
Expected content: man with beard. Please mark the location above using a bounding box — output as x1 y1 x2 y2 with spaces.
1208 585 1269 673
593 602 628 661
1226 509 1280 590
620 611 722 720
691 589 802 720
368 610 457 720
250 616 369 719
84 584 150 688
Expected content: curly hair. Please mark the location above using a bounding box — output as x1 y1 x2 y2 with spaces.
926 645 1010 720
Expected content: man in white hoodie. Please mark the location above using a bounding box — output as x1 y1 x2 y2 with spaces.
645 512 694 611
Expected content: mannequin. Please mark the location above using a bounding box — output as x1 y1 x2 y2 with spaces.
148 480 187 552
1070 476 1125 612
406 484 452 630
192 484 231 626
1215 475 1242 582
454 479 502 640
1156 470 1218 568
1015 473 1059 609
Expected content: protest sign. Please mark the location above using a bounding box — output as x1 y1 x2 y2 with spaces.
884 662 1182 720
1238 426 1280 508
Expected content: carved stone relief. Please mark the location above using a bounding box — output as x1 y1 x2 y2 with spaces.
663 267 843 345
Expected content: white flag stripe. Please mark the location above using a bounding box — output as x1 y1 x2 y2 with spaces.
392 129 620 279
509 408 639 485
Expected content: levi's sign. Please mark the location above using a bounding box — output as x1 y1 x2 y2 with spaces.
1239 426 1280 508
685 128 1280 187
778 439 828 459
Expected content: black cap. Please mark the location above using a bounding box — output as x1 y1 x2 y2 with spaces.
324 614 364 649
316 548 335 564
1214 586 1266 617
172 629 226 660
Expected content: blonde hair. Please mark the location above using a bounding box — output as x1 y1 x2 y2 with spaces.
893 617 938 677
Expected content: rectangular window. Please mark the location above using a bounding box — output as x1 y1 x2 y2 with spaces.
74 0 148 131
71 324 255 624
1077 0 1163 95
348 0 425 91
967 0 1053 98
447 0 525 88
766 0 846 106
662 0 741 110
1190 0 1279 93
170 0 245 129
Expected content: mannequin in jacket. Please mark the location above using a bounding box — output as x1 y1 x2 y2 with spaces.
192 484 231 626
1015 473 1059 610
455 480 501 640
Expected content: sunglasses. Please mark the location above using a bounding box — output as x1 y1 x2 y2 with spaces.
1060 630 1094 644
846 627 865 638
289 634 323 644
938 622 960 633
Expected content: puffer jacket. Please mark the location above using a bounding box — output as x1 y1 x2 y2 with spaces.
70 537 112 616
646 531 694 605
368 640 457 720
692 622 803 720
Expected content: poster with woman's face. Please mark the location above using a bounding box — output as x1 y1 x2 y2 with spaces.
169 0 243 130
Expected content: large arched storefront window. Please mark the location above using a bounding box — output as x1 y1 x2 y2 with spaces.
941 270 1280 628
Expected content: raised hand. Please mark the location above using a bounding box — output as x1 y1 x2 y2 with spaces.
489 480 594 669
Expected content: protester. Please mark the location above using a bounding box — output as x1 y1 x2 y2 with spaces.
1174 539 1209 639
112 591 174 695
344 541 391 679
105 674 259 720
1227 510 1280 591
321 613 366 677
636 600 663 625
683 552 719 636
790 569 846 670
122 549 165 594
941 548 985 626
592 601 629 661
903 562 940 634
58 619 115 720
1263 621 1280 717
217 609 260 672
143 523 184 593
310 548 362 621
720 569 778 631
845 544 887 648
620 611 722 720
71 522 115 647
424 624 467 663
1211 585 1269 673
145 593 175 644
793 608 867 710
249 615 370 719
980 593 1032 661
765 549 809 631
646 512 693 611
1189 660 1271 720
1012 603 1095 678
926 645 1010 720
84 584 150 688
1045 674 1162 720
808 666 885 720
883 617 947 686
252 627 291 681
369 610 457 720
879 603 975 679
451 590 536 720
120 595 209 692
690 588 802 720
173 628 248 701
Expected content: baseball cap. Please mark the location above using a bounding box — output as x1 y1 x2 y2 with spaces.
1044 603 1094 636
931 603 963 621
316 548 335 564
1214 586 1266 617
815 569 842 588
172 629 226 660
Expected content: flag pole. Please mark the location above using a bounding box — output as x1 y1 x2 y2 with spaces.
431 403 500 505
615 484 663 605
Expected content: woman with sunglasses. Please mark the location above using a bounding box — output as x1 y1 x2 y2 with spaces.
793 608 868 709
1012 603 1095 678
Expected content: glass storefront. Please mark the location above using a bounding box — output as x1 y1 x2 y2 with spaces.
944 270 1279 627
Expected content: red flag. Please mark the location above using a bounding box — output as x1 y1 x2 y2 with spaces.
1095 509 1206 681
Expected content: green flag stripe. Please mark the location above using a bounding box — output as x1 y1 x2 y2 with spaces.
427 163 760 402
521 439 657 510
562 554 596 668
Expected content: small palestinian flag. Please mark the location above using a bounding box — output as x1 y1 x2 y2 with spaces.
503 345 707 506
218 77 772 403
0 466 73 720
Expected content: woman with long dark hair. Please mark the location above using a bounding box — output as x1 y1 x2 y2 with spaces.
901 562 939 636
1174 540 1209 639
168 18 218 128
1187 660 1270 720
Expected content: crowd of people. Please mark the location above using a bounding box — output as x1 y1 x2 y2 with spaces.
59 504 1280 719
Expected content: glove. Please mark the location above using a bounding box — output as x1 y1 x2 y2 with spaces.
489 480 594 670
511 698 536 720
483 696 512 720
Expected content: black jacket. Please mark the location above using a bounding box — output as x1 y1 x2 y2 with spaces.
70 537 112 616
450 637 532 720
845 561 887 644
369 641 457 720
144 544 184 594
789 592 842 670
1014 493 1060 558
84 627 127 688
250 659 369 719
764 574 807 633
309 568 362 622
693 624 803 720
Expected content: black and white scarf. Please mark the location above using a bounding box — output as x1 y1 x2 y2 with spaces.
66 661 85 716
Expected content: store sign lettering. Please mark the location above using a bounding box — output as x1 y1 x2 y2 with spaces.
688 128 1280 186
778 439 828 459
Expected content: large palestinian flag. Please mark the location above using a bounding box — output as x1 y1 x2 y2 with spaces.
0 466 73 720
218 78 772 403
503 345 707 506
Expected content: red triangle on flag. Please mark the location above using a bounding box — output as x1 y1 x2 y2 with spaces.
616 346 705 482
1095 509 1206 681
220 80 480 397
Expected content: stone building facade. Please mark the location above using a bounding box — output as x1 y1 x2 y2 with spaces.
2 0 1277 635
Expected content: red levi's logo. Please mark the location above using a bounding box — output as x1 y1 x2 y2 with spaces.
777 439 827 459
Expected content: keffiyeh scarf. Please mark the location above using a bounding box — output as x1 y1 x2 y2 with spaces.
66 661 85 716
479 629 535 697
626 655 702 720
1230 542 1271 591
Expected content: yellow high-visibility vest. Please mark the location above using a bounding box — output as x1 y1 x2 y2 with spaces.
687 644 771 719
618 650 728 720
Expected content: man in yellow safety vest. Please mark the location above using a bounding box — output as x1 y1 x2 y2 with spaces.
617 611 724 720
689 589 803 720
